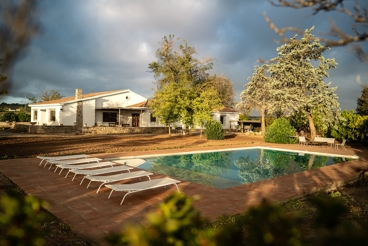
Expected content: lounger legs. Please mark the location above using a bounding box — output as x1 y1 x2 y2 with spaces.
107 183 181 205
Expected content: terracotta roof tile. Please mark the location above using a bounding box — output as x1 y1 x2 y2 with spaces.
127 100 148 107
30 90 124 105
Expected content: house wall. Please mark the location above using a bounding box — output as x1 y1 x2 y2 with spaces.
30 105 63 125
83 99 95 127
212 112 239 129
95 90 146 108
61 103 77 126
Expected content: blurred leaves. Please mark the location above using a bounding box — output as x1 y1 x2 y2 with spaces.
0 189 49 246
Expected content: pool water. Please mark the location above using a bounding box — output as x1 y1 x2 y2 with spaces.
135 148 354 189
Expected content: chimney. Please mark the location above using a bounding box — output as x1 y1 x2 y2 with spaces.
75 88 82 100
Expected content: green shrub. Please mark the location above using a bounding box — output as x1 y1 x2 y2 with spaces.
0 112 17 122
329 110 368 143
17 111 31 122
264 118 297 144
205 120 224 140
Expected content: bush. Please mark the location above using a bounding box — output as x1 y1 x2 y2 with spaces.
329 110 368 143
205 120 224 140
264 118 297 144
0 112 17 122
17 111 31 122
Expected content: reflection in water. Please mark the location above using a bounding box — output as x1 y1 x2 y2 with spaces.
138 149 348 189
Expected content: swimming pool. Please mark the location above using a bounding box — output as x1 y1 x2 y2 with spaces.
128 148 358 189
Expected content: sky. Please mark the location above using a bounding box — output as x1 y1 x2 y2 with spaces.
3 0 368 112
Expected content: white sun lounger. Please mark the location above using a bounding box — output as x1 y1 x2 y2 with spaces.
59 161 115 177
37 154 89 166
49 157 102 171
83 170 153 193
72 165 133 182
112 158 146 167
106 177 181 205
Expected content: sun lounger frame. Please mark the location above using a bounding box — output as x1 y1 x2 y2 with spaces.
84 170 153 193
37 154 89 166
60 161 115 177
50 158 102 171
72 165 133 182
106 177 180 205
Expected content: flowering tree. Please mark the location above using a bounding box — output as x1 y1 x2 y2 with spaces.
238 65 273 135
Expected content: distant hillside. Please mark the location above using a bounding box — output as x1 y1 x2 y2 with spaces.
0 103 28 111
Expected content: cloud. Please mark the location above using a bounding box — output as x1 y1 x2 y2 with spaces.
4 0 367 112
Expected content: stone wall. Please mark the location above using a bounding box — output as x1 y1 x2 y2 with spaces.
11 123 168 135
83 126 168 135
13 123 74 134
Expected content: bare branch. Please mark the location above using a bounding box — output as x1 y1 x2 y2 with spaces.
356 74 368 88
268 0 345 14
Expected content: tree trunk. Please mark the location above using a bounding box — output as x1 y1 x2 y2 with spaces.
307 154 315 170
307 114 316 140
261 105 266 135
200 126 203 138
168 124 171 136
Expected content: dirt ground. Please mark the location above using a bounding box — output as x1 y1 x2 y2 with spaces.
0 130 367 245
0 131 265 158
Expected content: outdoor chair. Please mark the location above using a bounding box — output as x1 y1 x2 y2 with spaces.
37 154 89 166
335 139 346 150
60 161 115 177
47 157 102 170
72 165 133 182
83 170 153 193
106 177 181 205
299 136 308 145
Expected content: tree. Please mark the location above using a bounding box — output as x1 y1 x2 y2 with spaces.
356 87 368 115
149 83 182 136
0 59 7 96
268 27 341 140
40 90 63 102
265 0 368 86
149 35 222 135
207 75 235 108
238 64 273 135
0 0 40 93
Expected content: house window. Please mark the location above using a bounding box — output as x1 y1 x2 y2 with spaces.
49 110 56 121
150 114 157 122
220 115 225 125
103 112 117 122
33 110 38 120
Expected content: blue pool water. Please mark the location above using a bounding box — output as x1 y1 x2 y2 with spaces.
135 148 354 189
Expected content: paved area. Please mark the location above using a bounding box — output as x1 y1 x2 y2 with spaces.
0 142 367 244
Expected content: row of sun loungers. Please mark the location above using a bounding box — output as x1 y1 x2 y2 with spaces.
36 154 181 205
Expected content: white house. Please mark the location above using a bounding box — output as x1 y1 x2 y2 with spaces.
29 88 239 129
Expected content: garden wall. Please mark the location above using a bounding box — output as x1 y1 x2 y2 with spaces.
83 126 168 135
13 123 74 134
11 123 168 135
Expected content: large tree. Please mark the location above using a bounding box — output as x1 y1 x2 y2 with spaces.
0 0 40 93
0 59 7 96
356 87 368 115
207 75 235 108
149 35 222 135
268 27 341 140
238 65 273 135
265 0 368 86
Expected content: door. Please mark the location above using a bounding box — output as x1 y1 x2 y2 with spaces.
132 113 140 127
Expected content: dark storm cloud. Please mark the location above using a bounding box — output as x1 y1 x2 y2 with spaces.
4 0 367 111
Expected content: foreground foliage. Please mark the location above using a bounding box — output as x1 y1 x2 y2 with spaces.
106 190 368 246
